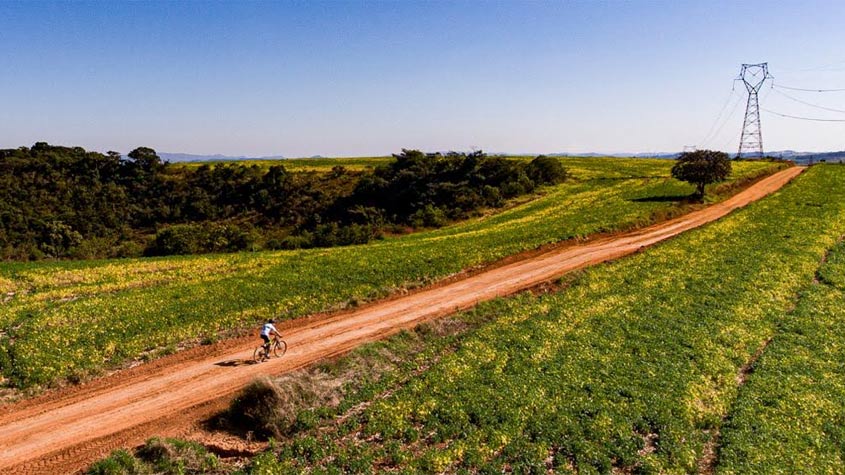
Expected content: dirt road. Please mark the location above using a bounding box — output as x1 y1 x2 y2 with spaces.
0 166 803 474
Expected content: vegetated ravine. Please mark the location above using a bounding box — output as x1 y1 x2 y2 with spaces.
0 144 566 260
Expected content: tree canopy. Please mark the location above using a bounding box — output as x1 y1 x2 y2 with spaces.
0 144 567 260
671 150 732 200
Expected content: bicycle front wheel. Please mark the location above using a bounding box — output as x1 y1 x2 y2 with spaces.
272 340 287 358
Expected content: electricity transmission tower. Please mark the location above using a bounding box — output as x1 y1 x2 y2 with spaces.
736 63 773 158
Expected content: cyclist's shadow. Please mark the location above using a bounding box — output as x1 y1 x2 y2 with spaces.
214 359 256 367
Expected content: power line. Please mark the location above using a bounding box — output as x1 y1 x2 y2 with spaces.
701 91 744 149
762 108 845 122
714 87 772 153
773 83 845 92
700 87 739 146
772 88 845 114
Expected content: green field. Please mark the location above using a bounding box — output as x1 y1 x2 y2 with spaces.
0 159 781 389
172 156 393 172
716 240 845 473
171 155 671 176
239 165 845 474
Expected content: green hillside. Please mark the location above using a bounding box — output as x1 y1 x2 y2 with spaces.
0 159 780 389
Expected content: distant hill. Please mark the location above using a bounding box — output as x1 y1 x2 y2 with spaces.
555 152 680 159
554 150 845 162
156 149 845 164
158 152 285 163
764 150 845 164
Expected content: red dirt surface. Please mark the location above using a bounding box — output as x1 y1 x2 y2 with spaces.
0 166 803 474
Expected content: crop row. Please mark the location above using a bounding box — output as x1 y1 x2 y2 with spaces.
716 238 845 473
0 159 781 388
246 165 845 474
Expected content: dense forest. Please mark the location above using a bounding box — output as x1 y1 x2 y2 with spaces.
0 143 566 260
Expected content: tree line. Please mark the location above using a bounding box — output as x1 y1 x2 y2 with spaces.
0 144 566 260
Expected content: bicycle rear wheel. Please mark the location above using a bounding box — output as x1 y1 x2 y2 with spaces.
253 346 267 363
272 340 287 358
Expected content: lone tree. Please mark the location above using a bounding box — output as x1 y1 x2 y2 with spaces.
671 149 732 200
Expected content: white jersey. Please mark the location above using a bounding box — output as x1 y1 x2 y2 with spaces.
261 323 278 337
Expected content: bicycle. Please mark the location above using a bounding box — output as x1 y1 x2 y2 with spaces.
253 335 287 363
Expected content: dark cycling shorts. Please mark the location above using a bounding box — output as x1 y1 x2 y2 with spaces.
261 335 270 344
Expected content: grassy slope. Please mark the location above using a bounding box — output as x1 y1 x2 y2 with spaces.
716 239 845 473
242 165 845 474
0 159 779 388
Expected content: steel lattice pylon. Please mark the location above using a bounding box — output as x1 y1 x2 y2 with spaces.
737 63 773 158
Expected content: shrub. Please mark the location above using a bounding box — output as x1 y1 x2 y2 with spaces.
276 232 313 250
86 449 149 475
110 239 146 259
39 220 83 258
147 222 257 256
223 376 336 439
410 205 447 228
147 224 205 255
311 223 377 248
68 235 120 260
136 437 219 474
526 155 568 185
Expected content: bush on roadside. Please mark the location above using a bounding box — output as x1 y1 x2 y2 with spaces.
86 438 220 475
86 449 149 475
220 374 347 440
136 437 219 474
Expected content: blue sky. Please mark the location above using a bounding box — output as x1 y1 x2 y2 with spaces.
2 1 845 157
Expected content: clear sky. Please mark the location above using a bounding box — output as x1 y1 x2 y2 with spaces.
2 1 845 157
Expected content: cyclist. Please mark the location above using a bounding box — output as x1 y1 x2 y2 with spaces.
260 318 282 359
